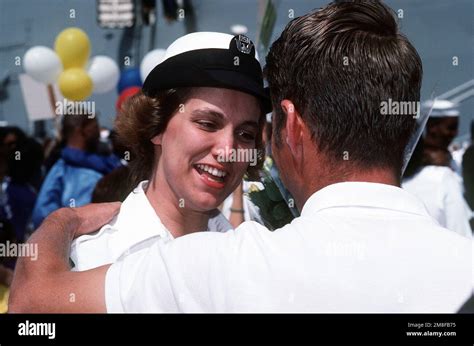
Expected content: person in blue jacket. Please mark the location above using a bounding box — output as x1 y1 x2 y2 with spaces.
31 114 120 229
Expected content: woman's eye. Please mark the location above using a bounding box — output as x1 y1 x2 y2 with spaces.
237 130 256 142
196 121 217 130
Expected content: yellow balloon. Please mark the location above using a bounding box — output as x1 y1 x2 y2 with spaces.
54 27 91 69
58 68 93 101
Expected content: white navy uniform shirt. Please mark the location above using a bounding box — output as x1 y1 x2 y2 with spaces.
451 145 467 178
70 181 232 271
104 182 472 312
402 166 472 238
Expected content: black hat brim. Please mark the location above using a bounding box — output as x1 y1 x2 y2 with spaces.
142 49 272 114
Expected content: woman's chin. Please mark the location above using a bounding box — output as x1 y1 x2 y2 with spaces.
189 193 224 212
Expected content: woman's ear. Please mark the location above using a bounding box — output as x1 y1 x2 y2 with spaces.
151 134 163 145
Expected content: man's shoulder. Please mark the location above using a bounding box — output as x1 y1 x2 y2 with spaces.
46 158 67 174
404 217 472 255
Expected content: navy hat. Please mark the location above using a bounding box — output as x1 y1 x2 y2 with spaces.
142 32 272 113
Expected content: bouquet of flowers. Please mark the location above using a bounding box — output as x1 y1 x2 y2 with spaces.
247 157 298 230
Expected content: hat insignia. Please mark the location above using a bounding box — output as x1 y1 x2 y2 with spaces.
235 35 253 54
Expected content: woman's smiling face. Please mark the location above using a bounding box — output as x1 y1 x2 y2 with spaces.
151 87 262 211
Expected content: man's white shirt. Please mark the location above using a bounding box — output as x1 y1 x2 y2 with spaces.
70 181 232 271
104 182 473 313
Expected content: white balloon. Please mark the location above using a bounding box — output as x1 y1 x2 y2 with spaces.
140 49 166 82
23 46 62 84
87 55 120 94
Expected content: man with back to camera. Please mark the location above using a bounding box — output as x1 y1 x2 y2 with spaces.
10 0 472 312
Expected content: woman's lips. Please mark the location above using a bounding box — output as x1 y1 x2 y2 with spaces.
194 164 227 189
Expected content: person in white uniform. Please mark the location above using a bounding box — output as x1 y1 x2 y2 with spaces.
10 0 473 313
403 166 472 237
66 32 271 271
402 140 472 238
422 99 463 177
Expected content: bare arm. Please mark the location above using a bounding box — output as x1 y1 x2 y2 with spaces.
229 182 245 228
9 202 120 313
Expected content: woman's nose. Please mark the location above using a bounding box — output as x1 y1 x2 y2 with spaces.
212 130 235 163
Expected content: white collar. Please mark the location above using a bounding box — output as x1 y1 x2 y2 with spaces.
108 181 172 254
300 182 431 218
109 181 231 254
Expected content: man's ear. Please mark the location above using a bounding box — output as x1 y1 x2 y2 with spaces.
281 99 304 160
151 134 163 145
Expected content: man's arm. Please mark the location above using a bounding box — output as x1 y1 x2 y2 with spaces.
9 202 120 313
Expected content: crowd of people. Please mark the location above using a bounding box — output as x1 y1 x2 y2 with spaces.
1 0 473 313
0 117 125 309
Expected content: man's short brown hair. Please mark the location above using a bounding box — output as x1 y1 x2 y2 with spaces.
265 0 423 172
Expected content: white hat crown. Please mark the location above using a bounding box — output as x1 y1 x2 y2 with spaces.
423 99 460 117
165 32 236 60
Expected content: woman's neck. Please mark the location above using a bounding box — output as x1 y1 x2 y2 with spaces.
145 177 210 238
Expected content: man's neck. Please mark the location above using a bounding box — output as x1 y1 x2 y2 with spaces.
297 166 399 211
145 174 210 238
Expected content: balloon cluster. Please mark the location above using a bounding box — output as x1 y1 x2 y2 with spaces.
115 49 166 112
23 27 119 101
24 27 167 107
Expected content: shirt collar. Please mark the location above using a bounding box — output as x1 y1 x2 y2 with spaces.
111 181 173 253
300 182 431 218
111 180 230 252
